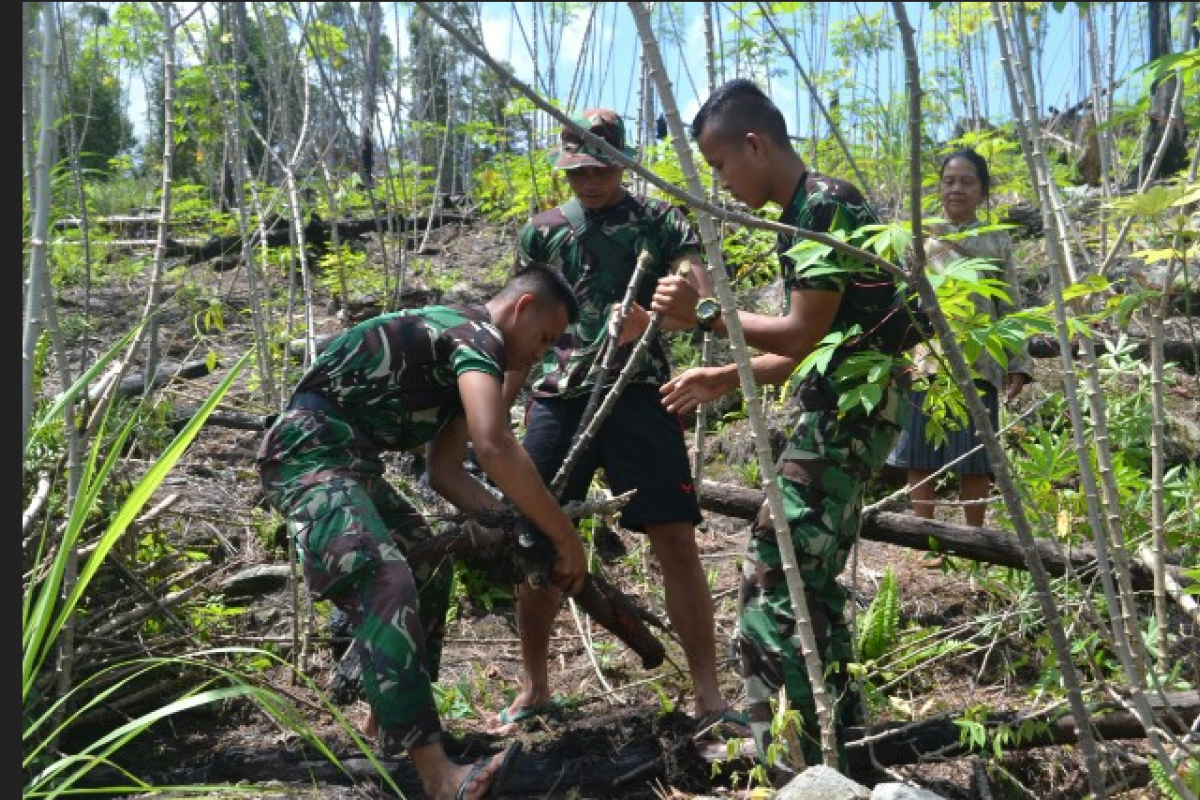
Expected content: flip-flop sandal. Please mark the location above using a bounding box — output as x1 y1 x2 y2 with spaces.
454 741 523 800
494 697 568 726
694 709 752 741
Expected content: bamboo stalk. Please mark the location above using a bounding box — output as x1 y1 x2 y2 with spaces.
753 2 870 196
410 3 903 284
549 249 655 499
628 1 840 770
991 6 1196 798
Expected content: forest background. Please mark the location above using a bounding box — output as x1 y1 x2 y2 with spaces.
21 2 1200 800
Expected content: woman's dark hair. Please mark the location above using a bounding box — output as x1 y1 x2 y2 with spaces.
940 148 991 197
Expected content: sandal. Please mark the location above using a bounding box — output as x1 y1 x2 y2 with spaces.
455 741 522 800
693 708 752 742
489 697 569 732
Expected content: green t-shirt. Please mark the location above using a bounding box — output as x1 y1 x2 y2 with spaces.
292 304 504 450
516 192 700 399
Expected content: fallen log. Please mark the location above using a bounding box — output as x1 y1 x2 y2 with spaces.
698 480 1187 591
150 740 666 799
844 689 1199 770
85 358 215 402
91 691 1197 794
1027 333 1199 373
169 406 269 432
116 710 690 798
167 210 475 266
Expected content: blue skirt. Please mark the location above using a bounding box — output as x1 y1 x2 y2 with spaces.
886 382 999 476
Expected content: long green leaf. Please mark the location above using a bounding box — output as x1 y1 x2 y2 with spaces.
23 410 137 697
23 350 252 701
25 320 145 457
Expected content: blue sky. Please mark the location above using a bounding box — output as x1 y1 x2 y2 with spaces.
123 3 1149 155
477 2 1147 146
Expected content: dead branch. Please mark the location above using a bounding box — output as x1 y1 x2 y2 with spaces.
843 690 1199 769
698 480 1188 592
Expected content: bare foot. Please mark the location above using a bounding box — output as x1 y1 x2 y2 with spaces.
487 692 554 736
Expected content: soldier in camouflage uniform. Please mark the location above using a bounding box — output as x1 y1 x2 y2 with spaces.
653 79 907 772
257 265 583 800
494 109 735 733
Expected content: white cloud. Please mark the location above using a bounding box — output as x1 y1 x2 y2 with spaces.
480 6 534 85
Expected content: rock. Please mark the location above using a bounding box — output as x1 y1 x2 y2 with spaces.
1165 411 1200 466
776 765 870 800
870 783 950 800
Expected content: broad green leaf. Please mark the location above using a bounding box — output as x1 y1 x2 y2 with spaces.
1062 274 1110 301
783 239 835 272
1105 184 1183 217
1128 247 1183 265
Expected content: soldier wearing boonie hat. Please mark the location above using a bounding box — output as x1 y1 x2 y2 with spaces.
550 108 638 170
495 107 737 740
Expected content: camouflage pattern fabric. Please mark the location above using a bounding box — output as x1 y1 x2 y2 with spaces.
735 172 904 771
777 171 881 298
286 304 505 450
777 171 916 376
255 304 507 752
550 108 636 169
516 192 700 399
738 385 903 771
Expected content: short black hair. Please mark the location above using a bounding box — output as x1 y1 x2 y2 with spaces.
500 263 579 323
940 149 991 197
691 78 790 148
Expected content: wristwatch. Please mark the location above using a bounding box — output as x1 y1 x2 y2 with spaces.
695 296 722 332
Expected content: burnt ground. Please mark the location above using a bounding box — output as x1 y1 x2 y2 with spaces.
46 216 1192 800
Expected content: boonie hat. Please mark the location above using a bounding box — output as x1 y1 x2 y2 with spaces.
551 108 636 170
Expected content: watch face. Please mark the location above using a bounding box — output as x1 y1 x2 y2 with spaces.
697 297 721 325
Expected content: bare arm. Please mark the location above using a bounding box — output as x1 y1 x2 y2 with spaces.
653 277 841 360
426 415 505 515
658 253 713 333
660 353 802 415
502 363 533 410
446 370 586 595
617 253 712 345
658 286 841 415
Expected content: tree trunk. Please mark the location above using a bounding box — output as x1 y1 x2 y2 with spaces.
144 4 176 398
906 7 1107 795
358 2 381 189
630 0 841 769
1142 2 1189 181
23 2 59 452
994 6 1193 795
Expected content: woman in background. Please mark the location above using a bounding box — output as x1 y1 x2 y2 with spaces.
887 149 1033 554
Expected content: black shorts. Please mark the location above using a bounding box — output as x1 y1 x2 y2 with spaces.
523 384 702 531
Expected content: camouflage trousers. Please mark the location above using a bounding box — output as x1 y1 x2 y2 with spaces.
257 409 453 753
737 385 902 771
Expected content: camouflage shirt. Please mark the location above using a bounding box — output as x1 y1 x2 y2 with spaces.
777 172 902 372
288 305 505 451
516 192 701 399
